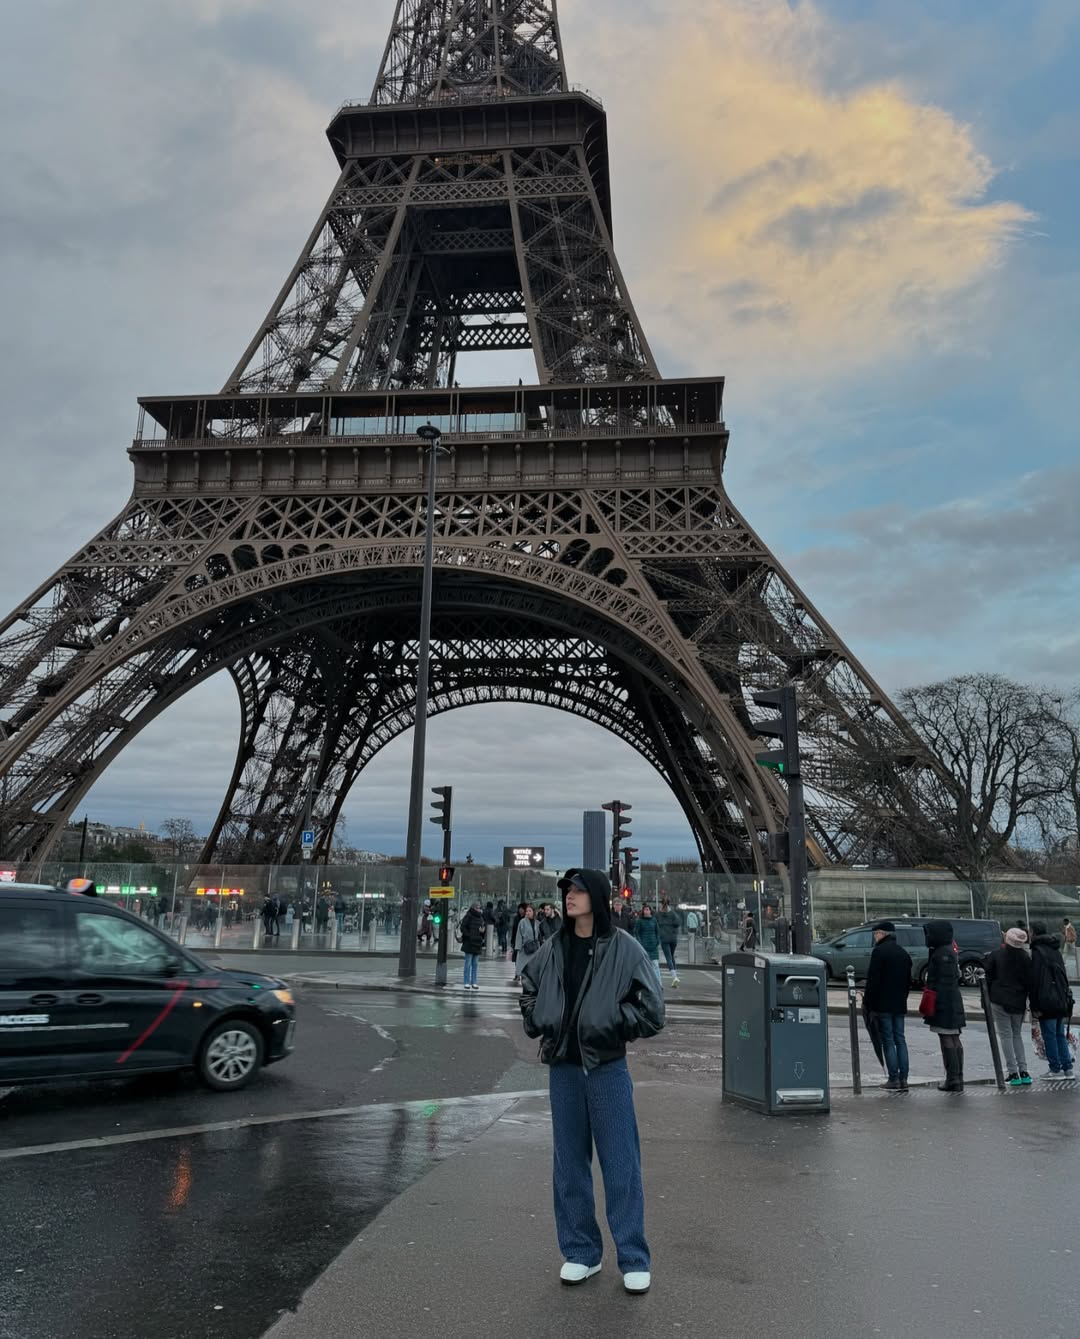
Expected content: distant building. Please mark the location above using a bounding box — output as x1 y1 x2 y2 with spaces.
583 811 606 870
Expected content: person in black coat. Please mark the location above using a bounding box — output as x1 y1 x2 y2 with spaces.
984 927 1034 1084
923 920 966 1092
864 921 912 1090
1030 923 1075 1079
458 901 487 990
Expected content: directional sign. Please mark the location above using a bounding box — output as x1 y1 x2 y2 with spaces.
503 846 545 869
429 886 456 899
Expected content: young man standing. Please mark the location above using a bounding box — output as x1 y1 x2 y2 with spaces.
520 869 664 1295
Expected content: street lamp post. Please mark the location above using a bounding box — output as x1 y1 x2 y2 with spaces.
398 423 446 979
300 753 318 932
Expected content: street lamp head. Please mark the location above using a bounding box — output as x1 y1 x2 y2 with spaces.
417 422 442 443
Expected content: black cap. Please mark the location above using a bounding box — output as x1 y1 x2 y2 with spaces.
872 920 895 933
557 868 583 892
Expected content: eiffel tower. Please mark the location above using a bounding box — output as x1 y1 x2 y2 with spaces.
0 0 939 884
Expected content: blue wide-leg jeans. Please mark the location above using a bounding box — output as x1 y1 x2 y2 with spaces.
548 1057 650 1273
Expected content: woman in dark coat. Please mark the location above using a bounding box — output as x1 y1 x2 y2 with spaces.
924 920 966 1092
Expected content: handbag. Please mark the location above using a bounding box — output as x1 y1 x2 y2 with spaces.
918 988 937 1019
522 933 540 956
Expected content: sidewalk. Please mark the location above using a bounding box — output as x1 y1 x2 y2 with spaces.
263 1079 1080 1339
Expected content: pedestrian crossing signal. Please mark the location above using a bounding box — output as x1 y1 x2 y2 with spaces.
439 865 455 884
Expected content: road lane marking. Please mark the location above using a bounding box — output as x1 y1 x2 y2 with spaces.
0 1089 549 1162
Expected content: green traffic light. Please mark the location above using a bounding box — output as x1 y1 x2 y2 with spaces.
432 913 443 925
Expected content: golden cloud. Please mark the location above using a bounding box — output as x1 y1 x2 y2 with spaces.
562 0 1033 377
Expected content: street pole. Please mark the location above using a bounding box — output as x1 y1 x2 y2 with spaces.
398 425 444 979
787 767 811 956
435 824 452 987
301 757 316 935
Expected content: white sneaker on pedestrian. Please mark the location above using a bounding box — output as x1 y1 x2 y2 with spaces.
560 1263 601 1286
472 983 481 990
623 1271 651 1294
671 976 680 987
1039 1069 1062 1080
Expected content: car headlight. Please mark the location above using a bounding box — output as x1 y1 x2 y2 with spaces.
272 988 295 1005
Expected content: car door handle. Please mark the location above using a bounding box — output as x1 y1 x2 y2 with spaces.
29 993 60 1007
76 993 106 1007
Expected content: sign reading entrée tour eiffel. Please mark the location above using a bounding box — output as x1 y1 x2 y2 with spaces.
0 2 943 907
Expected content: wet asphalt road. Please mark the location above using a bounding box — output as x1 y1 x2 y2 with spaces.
0 990 541 1339
0 988 1031 1339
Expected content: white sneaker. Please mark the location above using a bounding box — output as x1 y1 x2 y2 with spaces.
560 1263 601 1286
671 976 680 987
472 983 481 991
624 1271 651 1294
1039 1069 1062 1080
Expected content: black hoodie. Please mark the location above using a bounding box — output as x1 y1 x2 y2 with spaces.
923 920 965 1031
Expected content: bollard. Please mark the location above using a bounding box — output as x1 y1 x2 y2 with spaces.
845 965 862 1095
978 969 1007 1091
688 932 698 965
330 919 339 953
486 924 495 958
178 915 189 946
368 919 378 952
253 916 263 950
214 914 224 949
291 917 301 951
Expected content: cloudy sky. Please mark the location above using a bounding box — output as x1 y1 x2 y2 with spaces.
1 0 1077 866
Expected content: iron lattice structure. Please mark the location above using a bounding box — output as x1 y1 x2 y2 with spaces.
0 0 941 875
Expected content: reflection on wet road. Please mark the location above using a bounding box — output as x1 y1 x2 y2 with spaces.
1 1093 524 1339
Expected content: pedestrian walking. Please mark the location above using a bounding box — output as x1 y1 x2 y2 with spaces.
495 900 510 953
1030 923 1075 1079
513 903 539 984
739 913 757 953
285 902 295 930
1063 918 1077 980
458 899 486 990
538 901 563 944
509 901 527 974
520 869 664 1295
270 895 281 937
261 896 274 938
334 893 346 936
921 920 966 1092
864 921 912 1091
656 897 680 987
984 927 1033 1086
633 904 662 988
418 903 433 949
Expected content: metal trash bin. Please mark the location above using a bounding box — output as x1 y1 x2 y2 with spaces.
722 952 830 1115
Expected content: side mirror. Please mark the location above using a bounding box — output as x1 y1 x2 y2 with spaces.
164 959 181 978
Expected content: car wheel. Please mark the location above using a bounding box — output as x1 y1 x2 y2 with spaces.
918 964 929 986
198 1020 264 1091
959 960 981 988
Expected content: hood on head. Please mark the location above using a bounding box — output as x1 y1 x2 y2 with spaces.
924 920 954 950
560 868 612 936
1031 933 1061 951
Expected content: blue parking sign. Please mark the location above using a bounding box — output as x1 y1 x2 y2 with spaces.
301 830 315 847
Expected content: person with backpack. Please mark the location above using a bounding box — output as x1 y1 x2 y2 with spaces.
512 903 539 985
633 904 662 988
922 920 966 1092
984 927 1034 1086
1030 923 1075 1080
458 899 486 990
520 869 664 1295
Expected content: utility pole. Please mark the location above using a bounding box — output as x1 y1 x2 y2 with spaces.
601 800 632 893
753 685 810 955
398 424 445 979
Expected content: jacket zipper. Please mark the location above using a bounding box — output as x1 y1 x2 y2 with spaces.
579 941 599 1075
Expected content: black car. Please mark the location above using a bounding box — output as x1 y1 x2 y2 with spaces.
0 883 295 1090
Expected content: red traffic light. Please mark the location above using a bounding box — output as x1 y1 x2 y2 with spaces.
621 887 632 900
439 866 455 884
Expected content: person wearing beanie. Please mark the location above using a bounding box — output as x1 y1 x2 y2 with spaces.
864 921 912 1091
519 868 665 1296
984 927 1034 1085
1029 922 1075 1079
923 920 967 1092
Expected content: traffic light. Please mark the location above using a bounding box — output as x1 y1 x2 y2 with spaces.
623 847 638 880
621 886 632 900
766 831 790 863
439 865 455 885
602 800 633 844
752 686 800 779
432 909 443 926
430 786 453 831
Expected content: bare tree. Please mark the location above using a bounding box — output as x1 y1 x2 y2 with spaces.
161 817 197 861
1038 690 1080 882
896 674 1066 885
